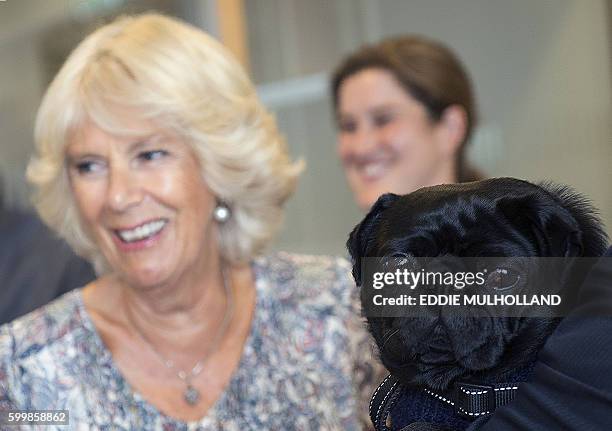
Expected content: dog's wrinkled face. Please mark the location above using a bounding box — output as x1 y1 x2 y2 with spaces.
348 178 608 390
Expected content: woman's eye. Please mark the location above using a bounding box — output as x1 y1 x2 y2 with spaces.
74 161 103 175
373 113 393 128
338 119 357 133
485 268 521 291
138 150 168 162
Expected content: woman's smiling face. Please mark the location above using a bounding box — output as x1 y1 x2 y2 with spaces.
66 116 217 289
336 68 455 210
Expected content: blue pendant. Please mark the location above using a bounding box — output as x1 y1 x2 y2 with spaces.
184 385 200 405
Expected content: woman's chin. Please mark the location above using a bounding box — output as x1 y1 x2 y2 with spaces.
116 264 172 290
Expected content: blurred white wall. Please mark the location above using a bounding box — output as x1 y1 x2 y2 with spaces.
0 0 69 205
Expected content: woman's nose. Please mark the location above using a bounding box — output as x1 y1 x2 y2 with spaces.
106 165 143 212
342 125 380 157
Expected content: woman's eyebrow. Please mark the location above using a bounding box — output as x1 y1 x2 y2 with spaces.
65 146 100 160
127 134 162 152
65 153 96 162
369 103 400 114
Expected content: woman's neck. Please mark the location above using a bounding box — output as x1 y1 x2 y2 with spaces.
85 257 252 355
428 160 458 187
119 267 229 339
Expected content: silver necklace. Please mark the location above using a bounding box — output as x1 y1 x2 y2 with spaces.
125 268 234 406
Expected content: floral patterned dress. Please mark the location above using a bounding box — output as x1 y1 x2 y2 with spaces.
0 253 380 430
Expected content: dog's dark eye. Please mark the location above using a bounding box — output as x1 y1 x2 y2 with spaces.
381 252 418 270
485 268 521 291
390 252 412 266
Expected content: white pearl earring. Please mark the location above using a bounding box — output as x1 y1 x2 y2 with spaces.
213 203 231 223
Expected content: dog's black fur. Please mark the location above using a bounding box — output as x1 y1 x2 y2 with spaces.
347 178 609 428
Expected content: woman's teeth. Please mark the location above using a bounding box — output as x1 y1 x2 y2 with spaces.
359 161 388 179
117 220 167 243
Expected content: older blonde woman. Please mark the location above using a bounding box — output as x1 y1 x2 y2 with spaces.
0 14 377 429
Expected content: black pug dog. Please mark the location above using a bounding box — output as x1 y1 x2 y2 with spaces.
347 178 608 431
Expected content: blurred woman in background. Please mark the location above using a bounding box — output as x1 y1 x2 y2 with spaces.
331 35 482 210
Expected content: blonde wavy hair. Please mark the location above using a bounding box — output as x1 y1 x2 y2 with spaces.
27 13 303 271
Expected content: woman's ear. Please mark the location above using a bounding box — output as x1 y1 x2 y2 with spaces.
437 104 468 157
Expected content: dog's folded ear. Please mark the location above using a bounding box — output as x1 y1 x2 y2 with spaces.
497 194 582 257
496 183 608 258
347 193 400 285
540 183 609 257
